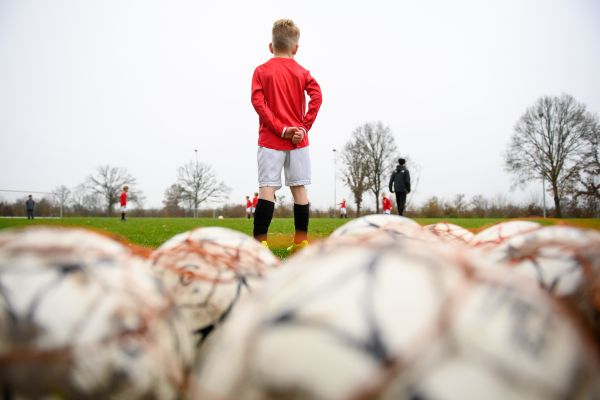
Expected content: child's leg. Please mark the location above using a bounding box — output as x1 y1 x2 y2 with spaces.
253 187 276 242
290 185 309 244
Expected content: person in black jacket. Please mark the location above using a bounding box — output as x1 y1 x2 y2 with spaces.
388 158 411 216
25 195 35 219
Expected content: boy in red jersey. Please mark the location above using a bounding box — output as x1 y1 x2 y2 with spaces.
251 19 322 253
251 192 258 217
120 186 128 221
382 193 393 215
339 198 347 218
245 196 253 219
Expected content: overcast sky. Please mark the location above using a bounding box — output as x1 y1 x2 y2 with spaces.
1 0 599 211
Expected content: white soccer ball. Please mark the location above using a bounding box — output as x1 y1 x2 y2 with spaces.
474 225 600 337
189 240 599 400
328 214 436 246
423 222 474 243
0 227 194 399
150 227 280 347
470 220 542 248
218 215 224 220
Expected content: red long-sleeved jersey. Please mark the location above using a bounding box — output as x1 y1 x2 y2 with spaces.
252 195 258 208
120 191 127 206
251 57 322 150
382 197 393 211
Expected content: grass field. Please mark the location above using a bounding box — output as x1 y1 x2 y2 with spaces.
1 217 598 258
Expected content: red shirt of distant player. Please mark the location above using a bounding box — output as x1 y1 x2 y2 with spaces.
251 57 322 151
252 195 258 208
339 200 346 209
382 197 393 211
246 199 253 208
120 191 127 207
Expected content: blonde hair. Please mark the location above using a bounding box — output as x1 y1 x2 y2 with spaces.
272 19 300 52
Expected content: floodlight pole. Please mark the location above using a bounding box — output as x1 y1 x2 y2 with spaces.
333 149 337 215
194 149 199 218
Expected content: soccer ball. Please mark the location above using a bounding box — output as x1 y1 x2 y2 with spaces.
328 214 435 245
218 215 224 220
150 227 280 347
0 227 194 399
470 220 542 248
423 222 474 244
474 225 600 337
189 240 599 399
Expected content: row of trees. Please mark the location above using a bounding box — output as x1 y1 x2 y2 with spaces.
0 161 230 217
339 94 599 219
3 190 593 219
1 94 597 219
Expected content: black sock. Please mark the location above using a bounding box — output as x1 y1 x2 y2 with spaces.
293 203 309 243
253 199 274 241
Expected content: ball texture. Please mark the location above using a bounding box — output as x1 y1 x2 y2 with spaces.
470 220 542 248
150 227 280 347
474 225 600 337
423 222 474 243
0 227 194 399
190 240 599 400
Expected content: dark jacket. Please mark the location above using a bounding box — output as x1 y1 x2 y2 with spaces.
389 165 411 193
25 199 35 211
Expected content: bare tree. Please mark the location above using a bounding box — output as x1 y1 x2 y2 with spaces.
574 116 600 216
470 194 489 217
71 183 103 215
340 140 370 217
177 161 230 217
354 122 398 213
451 194 467 217
505 94 596 217
85 165 139 215
163 183 186 216
51 185 71 218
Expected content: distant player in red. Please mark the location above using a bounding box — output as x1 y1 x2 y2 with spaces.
245 196 253 219
251 19 322 253
251 192 258 217
338 198 347 218
120 186 129 221
382 193 393 215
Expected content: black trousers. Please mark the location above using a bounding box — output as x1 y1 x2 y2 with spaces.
394 192 407 216
27 210 34 219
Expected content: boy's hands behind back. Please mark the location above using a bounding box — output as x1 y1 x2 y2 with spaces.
291 127 304 145
283 127 299 140
283 127 305 145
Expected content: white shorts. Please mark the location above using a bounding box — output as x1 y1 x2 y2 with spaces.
246 207 252 213
120 206 127 212
257 146 311 189
340 207 347 215
383 209 391 215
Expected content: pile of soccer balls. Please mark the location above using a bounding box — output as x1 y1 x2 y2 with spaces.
0 217 599 400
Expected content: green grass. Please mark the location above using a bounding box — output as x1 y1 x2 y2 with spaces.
1 216 598 259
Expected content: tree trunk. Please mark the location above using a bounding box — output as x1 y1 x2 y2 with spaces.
374 190 380 214
553 193 562 218
551 182 562 218
356 203 361 217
